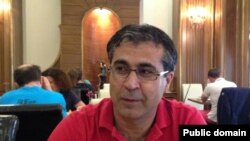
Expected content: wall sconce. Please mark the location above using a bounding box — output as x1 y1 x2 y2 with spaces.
0 1 10 11
0 1 10 24
188 7 206 25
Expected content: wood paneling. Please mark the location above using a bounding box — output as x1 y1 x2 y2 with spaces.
61 44 81 54
0 14 4 94
82 8 120 90
62 15 82 25
61 5 85 15
60 0 139 90
0 0 24 94
174 0 250 100
178 0 214 89
61 35 81 44
60 25 81 35
0 0 12 94
214 0 249 86
12 0 23 70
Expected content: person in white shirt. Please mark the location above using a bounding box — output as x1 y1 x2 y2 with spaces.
201 68 237 124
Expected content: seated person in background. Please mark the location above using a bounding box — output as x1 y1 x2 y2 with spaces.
42 68 85 111
48 24 206 141
201 68 237 124
0 64 67 117
67 68 94 105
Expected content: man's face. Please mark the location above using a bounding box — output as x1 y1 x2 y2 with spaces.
109 41 173 120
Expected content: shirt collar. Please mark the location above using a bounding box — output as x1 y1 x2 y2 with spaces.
99 99 114 130
145 99 170 138
98 99 170 137
215 77 224 82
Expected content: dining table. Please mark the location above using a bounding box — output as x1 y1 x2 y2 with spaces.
188 97 211 110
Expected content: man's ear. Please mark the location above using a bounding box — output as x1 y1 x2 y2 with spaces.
165 71 174 91
165 71 174 92
166 71 174 83
14 82 20 88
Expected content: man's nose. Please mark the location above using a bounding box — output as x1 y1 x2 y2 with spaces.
123 70 140 90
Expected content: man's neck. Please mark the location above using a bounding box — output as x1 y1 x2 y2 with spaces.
24 81 41 87
114 113 155 141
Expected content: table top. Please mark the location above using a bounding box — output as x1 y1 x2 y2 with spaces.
188 97 204 104
188 97 212 110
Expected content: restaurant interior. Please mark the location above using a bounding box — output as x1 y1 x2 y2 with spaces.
0 0 250 101
0 0 250 140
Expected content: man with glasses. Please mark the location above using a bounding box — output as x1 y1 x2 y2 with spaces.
49 24 206 141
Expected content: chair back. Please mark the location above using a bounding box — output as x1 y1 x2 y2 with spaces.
74 83 94 104
217 87 250 124
0 115 19 141
0 104 63 141
182 83 204 110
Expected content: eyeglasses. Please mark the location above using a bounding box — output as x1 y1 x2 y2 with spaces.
109 64 169 81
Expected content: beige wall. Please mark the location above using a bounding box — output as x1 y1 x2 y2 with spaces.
23 0 173 70
22 0 61 71
140 0 173 38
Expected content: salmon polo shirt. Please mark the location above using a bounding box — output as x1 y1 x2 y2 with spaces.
48 98 206 141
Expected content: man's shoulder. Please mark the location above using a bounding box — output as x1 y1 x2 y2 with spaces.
38 88 64 99
85 98 112 112
44 90 63 97
206 82 217 86
76 98 112 117
224 80 237 86
159 98 205 124
0 88 22 97
161 98 199 113
68 98 113 127
215 78 237 87
205 82 221 89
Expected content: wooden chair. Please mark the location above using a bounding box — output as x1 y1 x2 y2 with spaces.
182 83 204 110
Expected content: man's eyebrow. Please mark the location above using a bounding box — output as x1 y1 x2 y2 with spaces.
113 60 128 65
113 61 157 69
138 63 156 69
